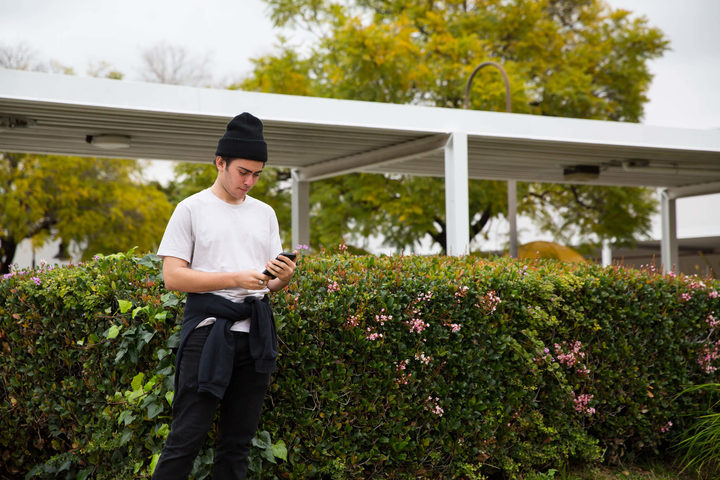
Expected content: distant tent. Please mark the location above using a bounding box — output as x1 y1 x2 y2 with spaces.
518 241 585 263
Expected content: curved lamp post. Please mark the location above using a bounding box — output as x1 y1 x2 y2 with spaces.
463 61 518 258
463 61 512 113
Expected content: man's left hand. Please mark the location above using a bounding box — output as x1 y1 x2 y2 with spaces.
264 251 297 286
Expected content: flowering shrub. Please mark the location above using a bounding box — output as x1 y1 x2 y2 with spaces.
1 251 719 479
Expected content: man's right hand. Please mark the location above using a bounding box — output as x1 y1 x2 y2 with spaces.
236 269 272 290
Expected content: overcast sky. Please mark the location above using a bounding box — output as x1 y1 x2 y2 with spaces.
2 0 718 129
1 0 719 242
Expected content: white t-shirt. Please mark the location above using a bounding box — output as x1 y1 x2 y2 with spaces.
157 188 283 332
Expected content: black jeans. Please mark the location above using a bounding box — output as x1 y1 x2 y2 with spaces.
152 326 271 480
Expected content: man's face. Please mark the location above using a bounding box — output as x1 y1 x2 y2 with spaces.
216 157 265 202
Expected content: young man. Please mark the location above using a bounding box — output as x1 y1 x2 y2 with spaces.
153 112 296 479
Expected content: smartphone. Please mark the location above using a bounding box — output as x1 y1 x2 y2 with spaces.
262 252 297 279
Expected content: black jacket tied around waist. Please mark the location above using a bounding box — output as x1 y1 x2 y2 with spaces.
176 292 277 399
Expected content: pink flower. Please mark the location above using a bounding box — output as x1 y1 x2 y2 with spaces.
327 280 340 293
415 352 431 365
709 290 719 299
365 328 383 341
455 286 469 303
375 309 392 325
681 292 692 302
425 396 444 417
572 392 596 416
698 341 720 373
345 315 360 328
31 276 42 286
707 312 719 329
476 290 502 313
406 318 429 334
417 291 433 302
660 421 673 433
450 323 462 333
554 341 586 368
395 360 411 384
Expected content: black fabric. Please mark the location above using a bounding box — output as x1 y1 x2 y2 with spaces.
215 112 268 163
176 293 277 400
152 327 270 480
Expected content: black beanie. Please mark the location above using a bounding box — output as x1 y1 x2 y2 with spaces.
215 112 268 163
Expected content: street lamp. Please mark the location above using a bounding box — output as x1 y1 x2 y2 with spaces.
463 61 512 113
463 61 518 258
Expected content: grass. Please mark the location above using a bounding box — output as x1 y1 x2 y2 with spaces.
577 463 692 480
532 458 703 480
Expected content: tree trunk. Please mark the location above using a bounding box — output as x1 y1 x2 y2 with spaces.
431 207 492 254
0 237 18 274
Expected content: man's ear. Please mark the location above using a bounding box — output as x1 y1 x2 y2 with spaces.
215 156 224 171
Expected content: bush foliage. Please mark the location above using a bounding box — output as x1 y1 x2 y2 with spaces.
1 250 719 479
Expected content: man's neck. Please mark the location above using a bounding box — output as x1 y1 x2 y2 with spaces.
210 182 246 205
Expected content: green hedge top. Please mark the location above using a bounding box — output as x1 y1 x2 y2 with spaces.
1 251 719 479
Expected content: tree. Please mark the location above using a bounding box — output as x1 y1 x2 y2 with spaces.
0 44 175 272
0 153 173 273
235 0 667 253
524 184 658 248
139 42 213 86
0 42 42 71
0 42 74 74
87 60 124 80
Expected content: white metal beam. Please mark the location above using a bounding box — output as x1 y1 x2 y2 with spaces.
445 132 470 256
508 180 518 258
665 181 720 200
660 189 678 273
291 170 310 250
296 134 450 182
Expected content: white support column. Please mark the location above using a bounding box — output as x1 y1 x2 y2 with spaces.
508 180 518 258
660 189 678 274
444 132 470 256
601 239 612 267
291 169 310 250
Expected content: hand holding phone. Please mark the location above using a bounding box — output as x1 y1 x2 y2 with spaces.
262 252 297 279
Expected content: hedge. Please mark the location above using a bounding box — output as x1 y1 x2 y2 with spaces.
1 250 719 479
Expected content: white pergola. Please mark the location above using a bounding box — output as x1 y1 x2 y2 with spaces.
2 68 720 271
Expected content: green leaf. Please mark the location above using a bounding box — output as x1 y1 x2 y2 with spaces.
131 372 145 391
118 410 135 426
147 401 163 419
120 428 133 446
271 440 288 462
161 292 180 307
140 329 156 344
149 453 161 474
77 467 94 480
156 423 170 439
106 325 121 339
118 299 133 314
252 431 271 449
137 253 160 267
